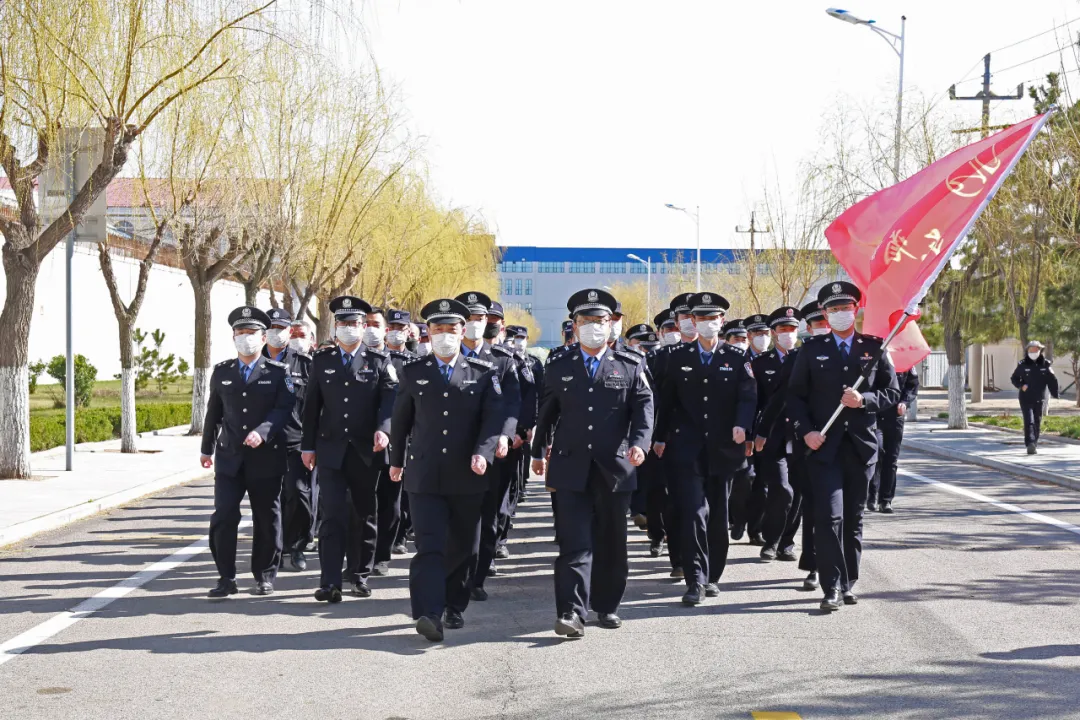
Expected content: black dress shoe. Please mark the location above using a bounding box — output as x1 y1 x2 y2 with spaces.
803 572 819 591
314 585 343 603
290 550 307 572
820 589 842 612
748 533 765 547
760 546 777 562
1027 444 1037 455
350 581 372 598
252 581 274 596
487 563 499 577
416 615 444 642
866 500 878 512
649 542 663 558
843 591 858 605
669 567 684 579
208 578 238 598
632 513 648 530
554 612 585 638
392 542 408 555
597 612 622 629
777 549 798 562
443 608 465 629
371 561 390 576
704 583 720 598
730 524 746 541
682 584 705 606
494 544 510 559
470 587 488 602
880 501 894 514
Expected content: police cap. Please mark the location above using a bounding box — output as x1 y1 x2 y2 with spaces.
229 305 271 330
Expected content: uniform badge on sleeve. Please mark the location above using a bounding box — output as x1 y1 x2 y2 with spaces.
285 376 295 393
492 375 503 395
387 364 399 383
744 362 754 379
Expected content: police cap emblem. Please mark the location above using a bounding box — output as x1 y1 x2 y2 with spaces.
786 308 794 317
242 308 251 317
588 290 598 302
468 293 477 303
439 300 450 312
703 293 711 304
343 298 352 308
832 283 841 293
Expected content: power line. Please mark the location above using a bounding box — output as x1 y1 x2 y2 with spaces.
989 16 1080 55
993 47 1070 76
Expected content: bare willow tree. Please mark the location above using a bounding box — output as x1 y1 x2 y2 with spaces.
0 0 280 478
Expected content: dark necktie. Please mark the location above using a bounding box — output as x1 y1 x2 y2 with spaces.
701 351 712 366
342 352 352 367
840 342 850 359
241 364 251 382
586 356 598 378
442 364 451 384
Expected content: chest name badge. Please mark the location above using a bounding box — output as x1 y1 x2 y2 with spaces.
258 380 272 385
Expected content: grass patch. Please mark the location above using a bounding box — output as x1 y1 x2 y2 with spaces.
30 378 192 415
29 403 192 452
971 414 1080 439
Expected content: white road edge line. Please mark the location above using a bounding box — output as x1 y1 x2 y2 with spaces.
0 519 251 668
899 469 1080 537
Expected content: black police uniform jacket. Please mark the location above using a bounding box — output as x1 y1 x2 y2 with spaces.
786 332 900 464
201 356 295 478
756 346 801 449
389 354 505 495
514 350 540 441
751 348 795 457
473 342 521 440
654 342 757 473
1010 355 1059 403
530 347 654 493
262 345 311 451
301 345 397 470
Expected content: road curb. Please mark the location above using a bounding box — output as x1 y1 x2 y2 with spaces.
903 438 1080 493
0 468 211 549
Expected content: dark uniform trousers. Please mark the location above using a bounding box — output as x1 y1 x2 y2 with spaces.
757 449 793 550
656 452 684 568
498 444 528 545
375 466 405 563
1020 399 1044 447
785 450 816 572
318 444 380 588
475 457 510 590
869 416 906 506
554 463 632 620
811 436 870 593
408 491 485 620
210 469 284 584
669 450 735 586
282 450 317 552
727 461 755 534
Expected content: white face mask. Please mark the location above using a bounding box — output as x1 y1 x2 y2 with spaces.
432 332 460 357
464 320 485 341
662 331 680 346
810 326 831 336
730 341 749 352
336 325 362 346
609 320 623 342
386 329 408 347
1028 351 1041 360
752 334 772 353
267 327 291 348
234 333 264 357
678 317 697 336
288 337 309 354
828 310 856 332
696 319 723 339
416 342 432 356
362 326 385 348
776 331 798 351
513 338 527 352
578 322 610 349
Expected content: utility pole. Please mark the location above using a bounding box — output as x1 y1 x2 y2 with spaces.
735 211 771 309
949 53 1024 406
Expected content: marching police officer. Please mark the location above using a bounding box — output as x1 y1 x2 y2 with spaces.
657 309 680 347
653 292 756 605
501 324 540 546
724 320 750 354
201 306 295 597
868 362 919 513
532 288 653 638
454 292 521 600
302 296 398 603
1011 340 1059 454
752 306 802 562
389 298 505 642
261 308 315 572
786 282 899 611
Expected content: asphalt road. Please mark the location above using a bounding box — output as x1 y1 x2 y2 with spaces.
1 450 1079 720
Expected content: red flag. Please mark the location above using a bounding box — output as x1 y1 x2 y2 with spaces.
825 112 1053 371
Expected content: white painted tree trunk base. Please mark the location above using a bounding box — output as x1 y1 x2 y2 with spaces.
0 366 33 479
947 364 968 430
120 367 137 453
189 367 209 435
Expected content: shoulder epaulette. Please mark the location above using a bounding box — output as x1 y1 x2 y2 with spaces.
804 334 827 343
316 346 338 355
404 356 428 366
215 359 233 368
614 349 642 365
266 359 287 369
389 349 413 358
858 335 883 343
547 349 575 365
364 347 389 358
465 356 494 369
490 344 513 356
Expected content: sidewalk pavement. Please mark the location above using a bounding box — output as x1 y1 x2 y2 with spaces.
903 419 1080 492
0 426 209 548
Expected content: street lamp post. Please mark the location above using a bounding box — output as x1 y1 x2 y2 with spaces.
664 203 701 290
826 8 906 182
627 253 651 320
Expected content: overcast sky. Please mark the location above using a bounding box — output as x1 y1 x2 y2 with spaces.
359 0 1079 251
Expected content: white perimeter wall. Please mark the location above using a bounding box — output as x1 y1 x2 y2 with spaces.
1 242 278 383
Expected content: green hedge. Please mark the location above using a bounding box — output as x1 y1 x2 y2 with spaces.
29 403 192 452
